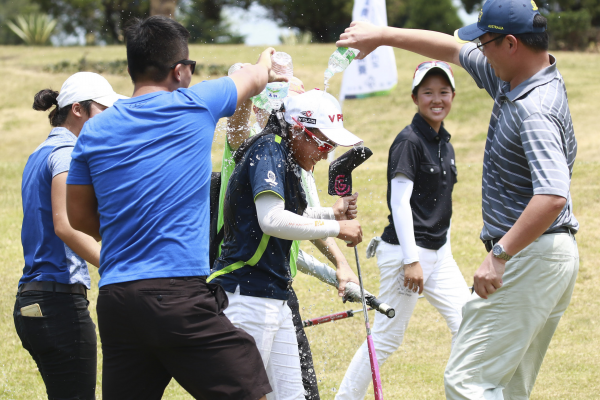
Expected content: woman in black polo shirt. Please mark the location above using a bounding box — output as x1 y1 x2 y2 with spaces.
337 62 471 400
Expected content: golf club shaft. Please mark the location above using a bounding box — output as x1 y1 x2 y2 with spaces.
354 246 384 400
302 308 371 328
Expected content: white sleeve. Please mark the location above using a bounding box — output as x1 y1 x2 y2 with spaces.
303 207 335 220
296 250 338 286
391 173 419 264
256 193 340 240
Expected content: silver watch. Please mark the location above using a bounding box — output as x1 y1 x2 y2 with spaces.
492 243 512 261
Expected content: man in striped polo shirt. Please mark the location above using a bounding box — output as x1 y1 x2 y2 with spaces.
336 0 579 398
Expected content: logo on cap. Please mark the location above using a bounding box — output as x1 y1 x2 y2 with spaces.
531 0 538 11
328 114 344 123
301 111 313 117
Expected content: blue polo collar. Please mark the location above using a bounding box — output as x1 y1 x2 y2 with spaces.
48 126 78 141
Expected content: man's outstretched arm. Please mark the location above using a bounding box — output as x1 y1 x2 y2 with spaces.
337 21 464 66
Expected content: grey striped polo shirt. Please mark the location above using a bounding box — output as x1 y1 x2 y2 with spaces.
459 43 579 241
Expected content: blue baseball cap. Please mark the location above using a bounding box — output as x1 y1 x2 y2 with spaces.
455 0 545 43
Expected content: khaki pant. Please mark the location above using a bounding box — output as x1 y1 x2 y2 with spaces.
444 233 579 400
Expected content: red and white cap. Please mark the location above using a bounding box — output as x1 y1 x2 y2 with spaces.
283 89 363 147
412 61 455 91
57 72 128 109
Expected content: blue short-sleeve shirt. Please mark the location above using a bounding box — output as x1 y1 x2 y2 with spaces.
67 77 237 287
20 127 90 288
212 134 307 300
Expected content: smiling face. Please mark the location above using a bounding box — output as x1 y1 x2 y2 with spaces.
288 125 335 171
411 73 455 132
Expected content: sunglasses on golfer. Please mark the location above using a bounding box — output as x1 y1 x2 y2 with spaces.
413 60 454 78
291 116 337 153
170 59 197 75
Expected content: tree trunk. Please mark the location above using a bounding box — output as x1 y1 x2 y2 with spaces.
151 0 177 17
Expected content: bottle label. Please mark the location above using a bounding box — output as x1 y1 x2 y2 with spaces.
266 82 290 101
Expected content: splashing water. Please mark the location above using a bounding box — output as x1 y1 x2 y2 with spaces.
324 47 360 92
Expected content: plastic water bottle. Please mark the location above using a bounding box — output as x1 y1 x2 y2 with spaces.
251 89 272 112
324 47 360 91
266 82 290 110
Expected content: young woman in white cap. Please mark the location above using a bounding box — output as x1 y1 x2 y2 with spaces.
209 89 363 400
336 62 471 400
14 72 125 399
216 64 366 399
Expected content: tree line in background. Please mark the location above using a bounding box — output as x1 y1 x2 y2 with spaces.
0 0 597 50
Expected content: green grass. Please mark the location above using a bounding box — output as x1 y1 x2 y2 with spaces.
0 44 598 399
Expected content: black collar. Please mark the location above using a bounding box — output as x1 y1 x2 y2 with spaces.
411 113 451 143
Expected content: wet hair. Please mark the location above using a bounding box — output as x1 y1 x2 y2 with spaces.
233 111 288 164
412 69 455 97
32 89 92 127
492 14 548 52
124 16 190 83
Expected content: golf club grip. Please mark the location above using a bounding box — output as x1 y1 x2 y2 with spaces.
366 297 395 318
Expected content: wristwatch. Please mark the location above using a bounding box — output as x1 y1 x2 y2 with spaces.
492 243 512 261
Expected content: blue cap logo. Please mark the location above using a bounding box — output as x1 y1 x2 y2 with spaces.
455 0 545 42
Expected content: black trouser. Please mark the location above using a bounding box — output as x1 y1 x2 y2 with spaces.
13 291 97 400
97 276 271 400
288 288 320 400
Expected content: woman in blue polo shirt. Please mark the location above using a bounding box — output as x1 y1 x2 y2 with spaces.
210 89 364 400
15 72 124 399
336 62 471 399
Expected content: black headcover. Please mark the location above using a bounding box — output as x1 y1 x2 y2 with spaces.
328 146 373 196
209 172 222 268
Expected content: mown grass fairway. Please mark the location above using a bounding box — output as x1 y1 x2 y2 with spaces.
0 44 598 399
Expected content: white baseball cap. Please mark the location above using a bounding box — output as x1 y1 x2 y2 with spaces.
57 72 128 109
283 89 363 147
412 61 456 91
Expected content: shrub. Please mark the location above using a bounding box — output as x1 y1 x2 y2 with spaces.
546 10 593 51
7 13 56 45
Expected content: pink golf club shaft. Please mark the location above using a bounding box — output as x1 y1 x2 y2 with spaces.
354 246 384 399
367 334 383 399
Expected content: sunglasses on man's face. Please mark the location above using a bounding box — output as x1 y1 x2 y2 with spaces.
170 59 196 75
291 116 337 153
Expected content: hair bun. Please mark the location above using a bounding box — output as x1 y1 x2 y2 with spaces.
32 89 60 111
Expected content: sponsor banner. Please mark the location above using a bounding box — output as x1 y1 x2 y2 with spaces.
339 0 398 101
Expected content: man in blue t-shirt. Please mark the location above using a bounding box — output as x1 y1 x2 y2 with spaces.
66 16 285 400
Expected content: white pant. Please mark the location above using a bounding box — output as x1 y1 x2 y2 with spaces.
444 233 579 400
336 240 470 400
224 287 305 400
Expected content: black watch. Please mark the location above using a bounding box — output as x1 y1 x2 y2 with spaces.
492 243 512 261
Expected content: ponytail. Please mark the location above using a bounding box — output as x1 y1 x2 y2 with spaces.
32 89 93 127
233 109 289 164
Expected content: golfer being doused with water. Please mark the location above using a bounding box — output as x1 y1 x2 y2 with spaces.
209 89 364 400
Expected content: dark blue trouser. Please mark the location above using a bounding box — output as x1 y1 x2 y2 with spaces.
13 290 97 400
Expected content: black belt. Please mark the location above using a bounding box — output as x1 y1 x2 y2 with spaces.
17 281 87 298
483 227 573 253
